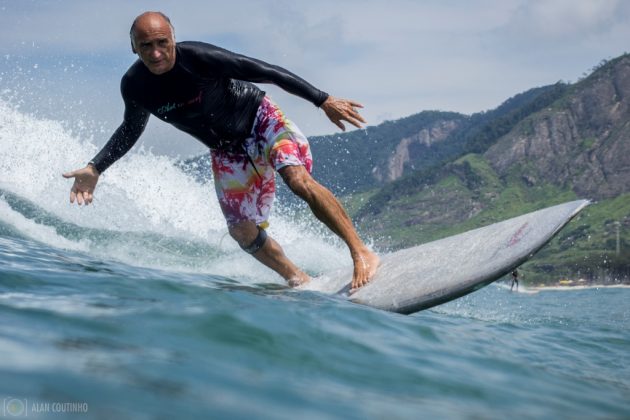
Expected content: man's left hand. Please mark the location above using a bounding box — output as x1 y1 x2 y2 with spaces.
320 96 366 131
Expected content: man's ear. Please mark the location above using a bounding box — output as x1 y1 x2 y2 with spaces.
130 38 137 54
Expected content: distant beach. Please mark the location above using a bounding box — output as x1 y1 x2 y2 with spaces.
528 284 630 291
498 281 630 293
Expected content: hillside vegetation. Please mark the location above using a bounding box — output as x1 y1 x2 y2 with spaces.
345 55 630 284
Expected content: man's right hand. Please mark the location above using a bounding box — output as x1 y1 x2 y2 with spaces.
62 164 100 205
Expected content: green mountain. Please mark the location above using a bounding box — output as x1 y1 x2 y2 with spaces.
348 55 630 285
309 83 568 195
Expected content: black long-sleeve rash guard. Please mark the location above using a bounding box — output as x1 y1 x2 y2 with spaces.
90 41 329 173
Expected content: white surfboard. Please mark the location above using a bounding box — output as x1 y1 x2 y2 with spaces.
299 200 589 314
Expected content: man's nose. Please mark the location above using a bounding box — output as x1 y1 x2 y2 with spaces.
150 48 162 59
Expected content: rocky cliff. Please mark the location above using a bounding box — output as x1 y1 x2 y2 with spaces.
308 83 566 196
372 119 460 183
485 56 630 199
308 111 467 194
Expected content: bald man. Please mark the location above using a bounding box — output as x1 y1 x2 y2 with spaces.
63 11 379 291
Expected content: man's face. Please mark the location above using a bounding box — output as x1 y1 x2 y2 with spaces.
132 15 176 75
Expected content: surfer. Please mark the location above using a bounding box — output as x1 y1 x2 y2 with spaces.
511 269 519 292
62 11 379 291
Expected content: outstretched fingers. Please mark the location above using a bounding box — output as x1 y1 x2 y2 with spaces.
75 190 94 206
332 120 346 131
322 96 367 131
346 101 366 129
339 100 365 130
62 170 76 179
76 189 85 205
64 171 79 204
81 191 92 205
62 166 99 206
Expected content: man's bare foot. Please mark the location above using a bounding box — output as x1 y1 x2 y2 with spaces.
287 272 311 288
350 248 380 293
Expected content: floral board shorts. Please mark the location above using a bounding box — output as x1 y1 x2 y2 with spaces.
211 96 313 227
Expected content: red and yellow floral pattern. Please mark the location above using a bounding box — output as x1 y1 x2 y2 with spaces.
211 97 313 227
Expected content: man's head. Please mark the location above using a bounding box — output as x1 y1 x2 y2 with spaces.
130 11 176 75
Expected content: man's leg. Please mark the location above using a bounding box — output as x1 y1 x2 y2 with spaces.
218 96 378 290
227 221 309 286
210 145 310 287
279 165 379 291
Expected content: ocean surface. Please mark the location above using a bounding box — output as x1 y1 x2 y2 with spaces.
1 100 629 419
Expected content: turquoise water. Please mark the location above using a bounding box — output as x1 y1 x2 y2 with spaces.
1 101 629 419
1 234 629 419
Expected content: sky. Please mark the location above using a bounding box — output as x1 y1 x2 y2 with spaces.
1 0 629 158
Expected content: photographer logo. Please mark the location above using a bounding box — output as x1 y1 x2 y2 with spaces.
3 398 27 417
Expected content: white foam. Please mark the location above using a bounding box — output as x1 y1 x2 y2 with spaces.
0 197 89 252
0 99 352 277
0 99 223 237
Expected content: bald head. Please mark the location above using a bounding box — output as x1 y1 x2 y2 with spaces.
130 12 174 49
130 11 177 75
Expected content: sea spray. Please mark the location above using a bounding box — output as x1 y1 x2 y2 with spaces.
0 99 349 280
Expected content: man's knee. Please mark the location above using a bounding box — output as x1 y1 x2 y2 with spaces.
228 222 268 254
228 222 257 246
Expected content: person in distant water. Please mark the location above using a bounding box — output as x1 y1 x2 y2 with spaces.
510 269 519 292
62 11 379 291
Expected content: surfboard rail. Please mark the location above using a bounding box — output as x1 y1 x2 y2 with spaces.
301 200 590 314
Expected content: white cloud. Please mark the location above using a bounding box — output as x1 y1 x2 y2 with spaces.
508 0 620 39
1 0 629 156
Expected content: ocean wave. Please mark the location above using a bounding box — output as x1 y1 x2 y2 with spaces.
0 99 350 278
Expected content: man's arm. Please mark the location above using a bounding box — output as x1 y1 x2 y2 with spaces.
188 41 328 106
228 52 367 131
189 42 367 130
62 95 149 206
89 107 150 174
